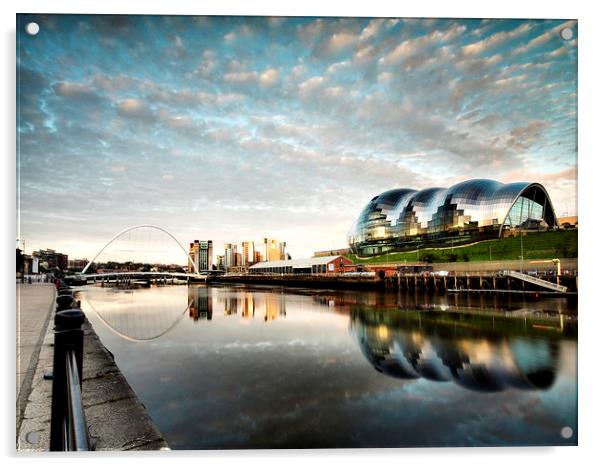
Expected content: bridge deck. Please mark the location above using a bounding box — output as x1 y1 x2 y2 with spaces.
78 272 206 280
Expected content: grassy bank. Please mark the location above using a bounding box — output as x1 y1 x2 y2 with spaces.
346 229 578 264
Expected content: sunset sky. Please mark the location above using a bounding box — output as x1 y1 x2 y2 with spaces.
17 15 577 263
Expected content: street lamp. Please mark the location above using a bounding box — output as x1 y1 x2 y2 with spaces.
520 230 525 273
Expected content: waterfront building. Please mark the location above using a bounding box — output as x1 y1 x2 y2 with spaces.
249 255 352 275
32 248 68 271
224 243 237 269
216 255 225 270
348 179 559 257
263 238 287 261
19 253 39 275
68 258 88 270
188 240 213 272
254 251 263 263
242 241 255 266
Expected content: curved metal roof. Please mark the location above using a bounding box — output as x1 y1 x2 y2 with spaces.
348 179 557 246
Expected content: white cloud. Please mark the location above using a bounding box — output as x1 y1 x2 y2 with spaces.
116 98 154 121
379 24 466 67
298 76 326 97
461 22 532 56
259 68 280 87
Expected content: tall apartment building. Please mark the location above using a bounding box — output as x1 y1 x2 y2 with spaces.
188 240 213 273
242 241 255 267
224 243 237 269
263 238 287 262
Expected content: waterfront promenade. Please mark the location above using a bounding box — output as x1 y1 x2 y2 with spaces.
16 282 168 451
16 283 55 431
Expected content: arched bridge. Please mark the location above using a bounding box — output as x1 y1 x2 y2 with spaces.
79 225 203 279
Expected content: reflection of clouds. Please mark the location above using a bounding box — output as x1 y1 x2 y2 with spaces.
351 311 560 392
86 285 576 448
221 339 308 350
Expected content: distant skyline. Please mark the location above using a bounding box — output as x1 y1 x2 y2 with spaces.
17 15 577 263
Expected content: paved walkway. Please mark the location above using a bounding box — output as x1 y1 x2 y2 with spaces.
16 283 168 451
16 283 55 428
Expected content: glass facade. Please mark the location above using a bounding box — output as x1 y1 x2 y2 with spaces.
348 179 558 256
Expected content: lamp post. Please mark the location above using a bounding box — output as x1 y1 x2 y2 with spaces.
520 230 525 273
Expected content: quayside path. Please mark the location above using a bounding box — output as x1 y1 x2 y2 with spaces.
16 282 168 451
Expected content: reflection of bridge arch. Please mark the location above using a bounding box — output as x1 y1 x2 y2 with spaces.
81 225 199 275
84 289 190 342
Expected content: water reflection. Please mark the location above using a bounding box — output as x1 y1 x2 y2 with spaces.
350 309 561 392
86 285 291 341
81 285 577 448
84 287 190 342
199 287 287 322
188 286 213 321
88 286 573 395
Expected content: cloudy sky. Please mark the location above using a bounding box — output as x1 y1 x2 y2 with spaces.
17 15 577 263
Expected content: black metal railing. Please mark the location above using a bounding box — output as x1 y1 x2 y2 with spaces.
49 296 91 451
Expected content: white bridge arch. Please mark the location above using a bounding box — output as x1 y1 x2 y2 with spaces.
81 225 200 275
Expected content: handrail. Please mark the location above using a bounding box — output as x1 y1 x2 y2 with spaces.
65 350 90 451
50 307 92 451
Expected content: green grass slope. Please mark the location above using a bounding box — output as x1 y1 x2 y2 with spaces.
346 229 577 264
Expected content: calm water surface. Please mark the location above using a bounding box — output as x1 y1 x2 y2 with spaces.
79 284 577 449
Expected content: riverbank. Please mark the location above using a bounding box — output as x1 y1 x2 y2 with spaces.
16 284 168 451
210 269 578 294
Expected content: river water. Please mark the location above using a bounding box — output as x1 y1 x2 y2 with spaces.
79 284 577 449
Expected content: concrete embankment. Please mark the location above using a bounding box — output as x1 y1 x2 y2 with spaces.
17 284 168 451
210 271 577 294
210 274 384 290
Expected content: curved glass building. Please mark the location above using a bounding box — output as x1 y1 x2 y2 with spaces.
348 179 557 257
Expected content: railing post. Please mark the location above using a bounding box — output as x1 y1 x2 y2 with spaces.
50 309 86 451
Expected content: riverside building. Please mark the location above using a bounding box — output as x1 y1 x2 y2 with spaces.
348 179 559 257
249 255 352 275
188 240 213 272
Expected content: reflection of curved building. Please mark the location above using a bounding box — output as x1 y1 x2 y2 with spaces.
348 179 558 256
351 311 559 392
